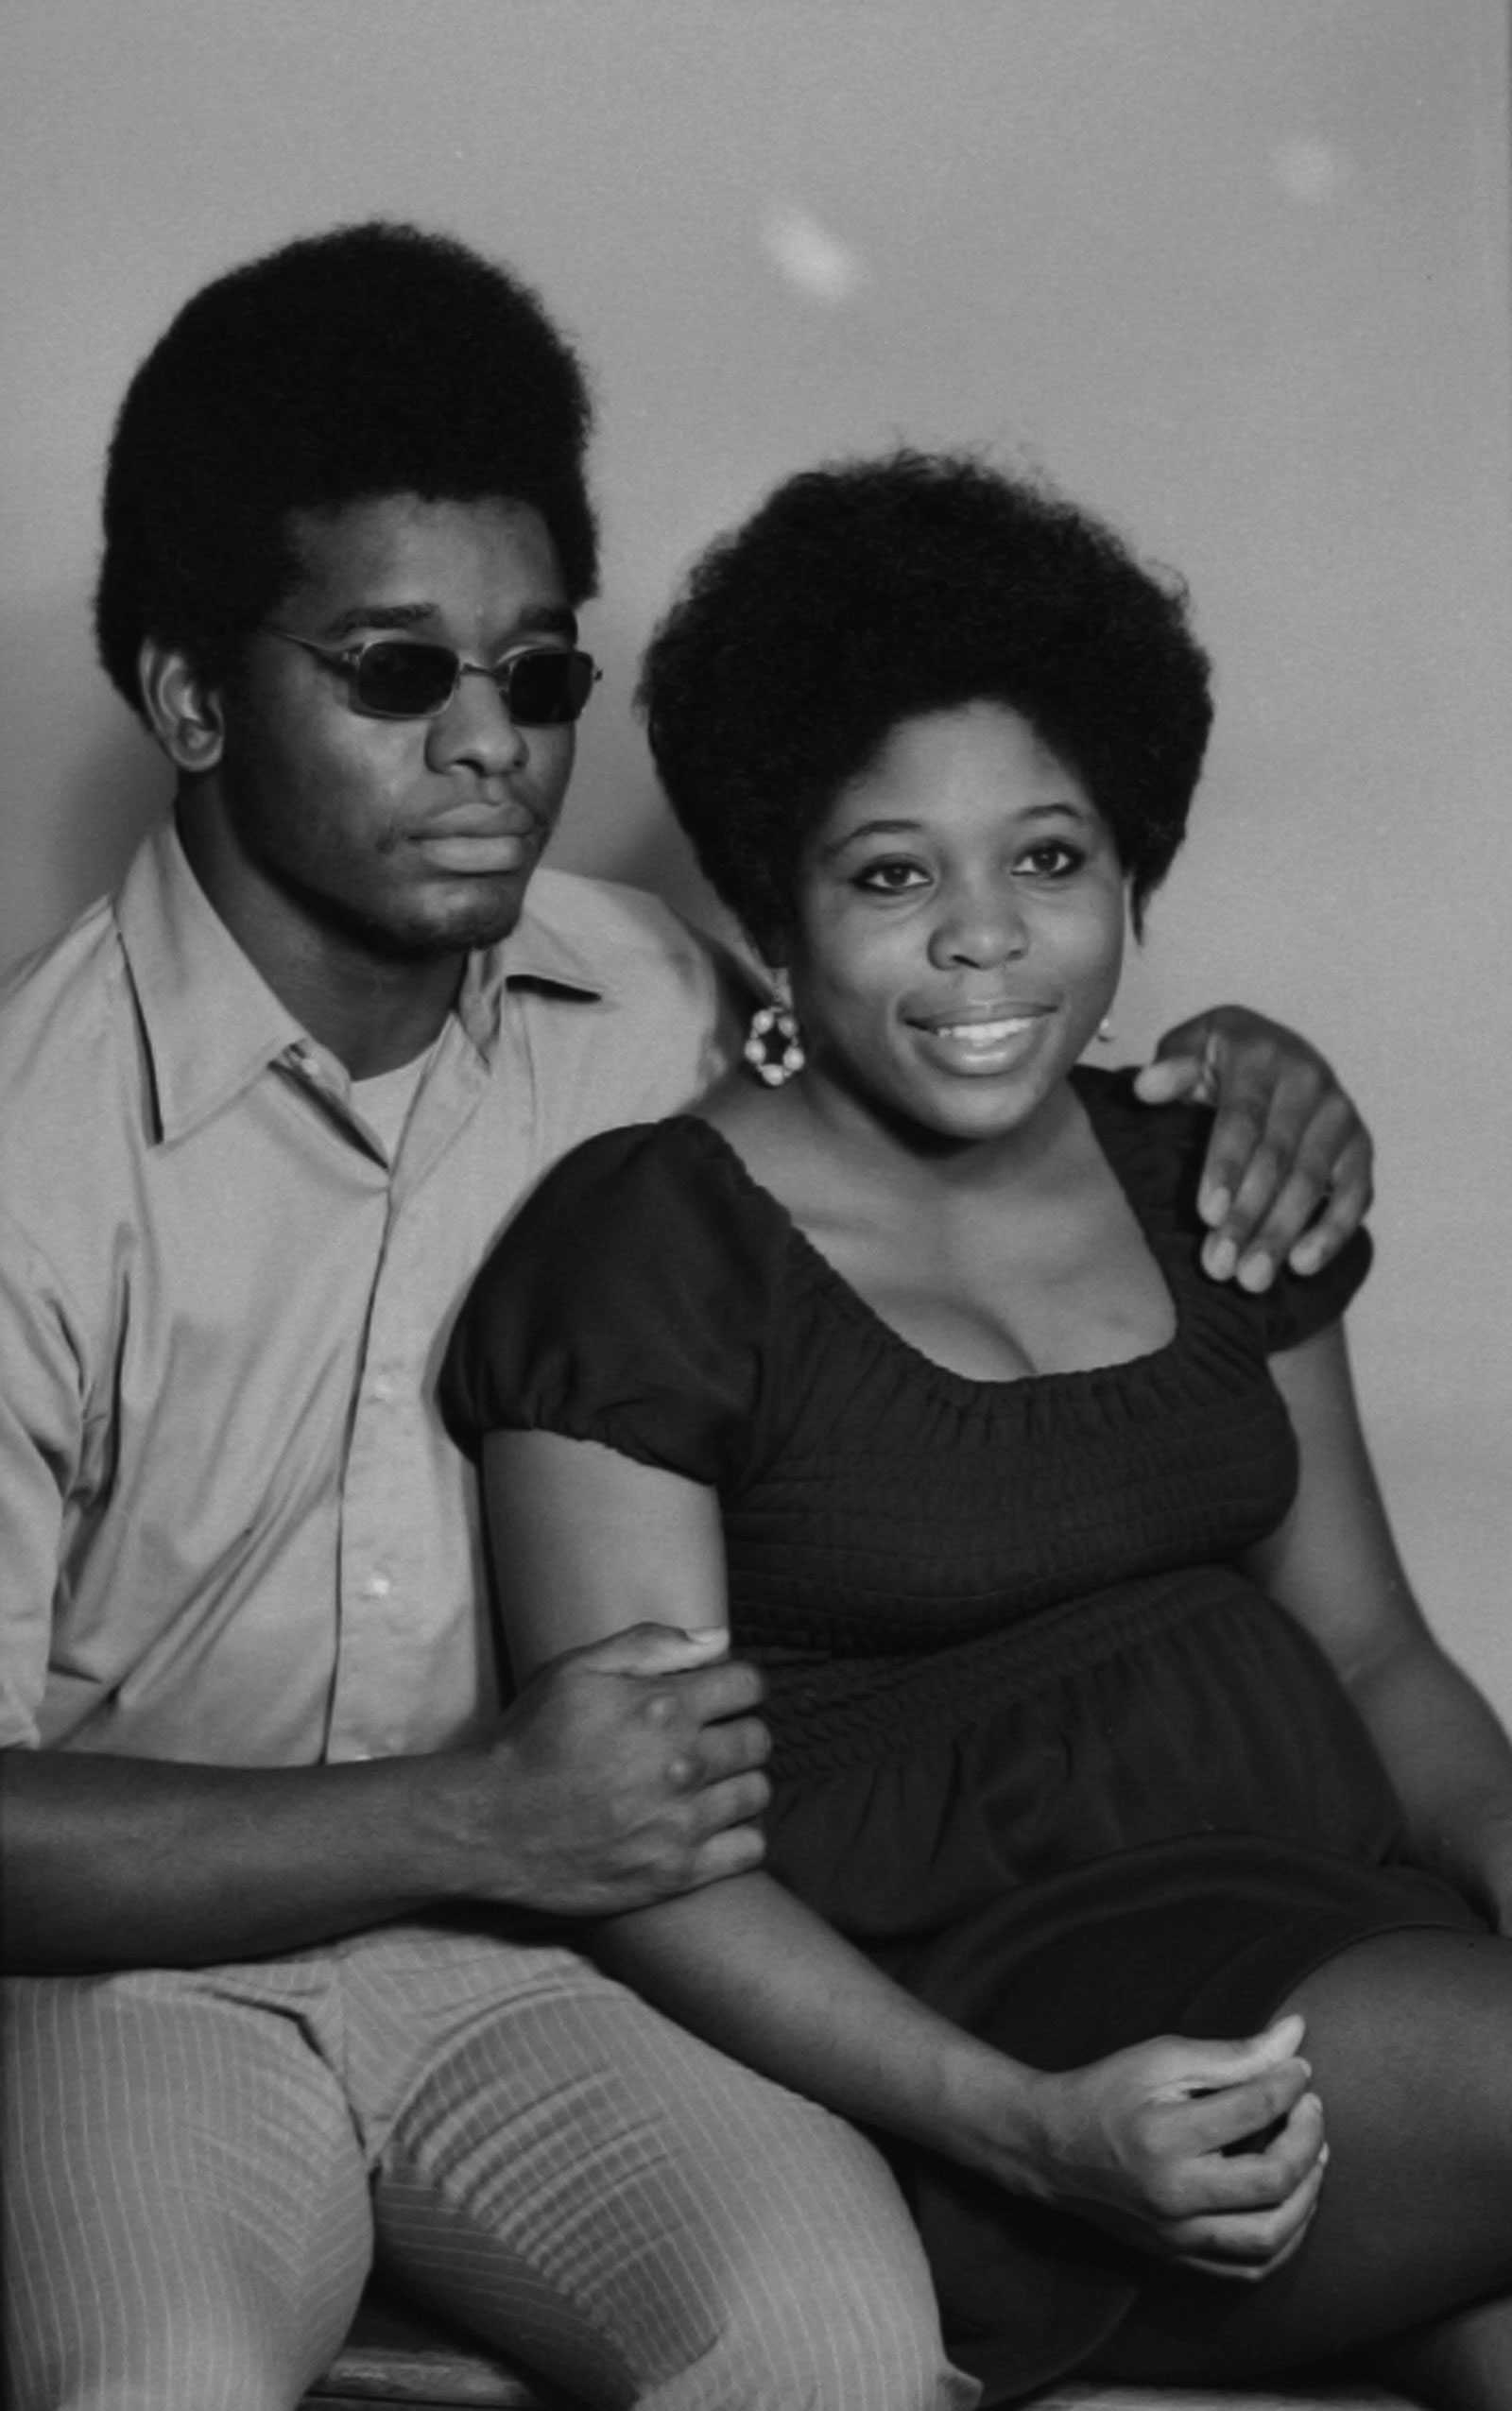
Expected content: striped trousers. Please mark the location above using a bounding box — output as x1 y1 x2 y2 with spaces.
2 1920 977 2411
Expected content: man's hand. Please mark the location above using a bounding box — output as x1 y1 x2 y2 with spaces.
1133 1007 1373 1292
468 1625 771 1919
0 1632 769 1973
1014 2015 1326 2282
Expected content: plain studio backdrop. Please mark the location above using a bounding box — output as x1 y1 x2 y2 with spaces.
3 1 1509 1723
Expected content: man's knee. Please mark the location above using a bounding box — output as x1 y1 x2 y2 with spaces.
691 2226 975 2411
4 2196 365 2411
7 2300 294 2411
374 1964 977 2410
3 1971 369 2411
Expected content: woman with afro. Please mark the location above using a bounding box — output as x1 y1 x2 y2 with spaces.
444 452 1512 2407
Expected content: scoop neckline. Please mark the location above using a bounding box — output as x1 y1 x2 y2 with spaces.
671 1072 1189 1405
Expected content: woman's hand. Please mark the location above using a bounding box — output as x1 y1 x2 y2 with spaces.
1133 1006 1372 1291
1006 2015 1327 2281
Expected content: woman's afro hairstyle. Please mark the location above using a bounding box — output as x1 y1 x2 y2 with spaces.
94 220 597 718
638 449 1212 955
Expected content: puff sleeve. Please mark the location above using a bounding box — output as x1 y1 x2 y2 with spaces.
1253 1223 1372 1353
439 1118 780 1490
1079 1066 1373 1355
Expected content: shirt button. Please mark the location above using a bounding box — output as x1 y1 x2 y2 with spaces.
363 1574 393 1600
369 1375 398 1404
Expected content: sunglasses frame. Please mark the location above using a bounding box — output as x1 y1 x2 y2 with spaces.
266 629 600 725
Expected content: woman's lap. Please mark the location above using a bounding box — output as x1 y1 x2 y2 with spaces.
1088 1924 1512 2385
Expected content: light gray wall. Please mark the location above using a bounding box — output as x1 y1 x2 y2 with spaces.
4 0 1510 1716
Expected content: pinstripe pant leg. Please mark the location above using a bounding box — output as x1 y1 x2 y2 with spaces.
342 1929 979 2411
1 1967 372 2411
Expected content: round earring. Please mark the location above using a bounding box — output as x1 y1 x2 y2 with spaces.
1095 1017 1115 1045
744 972 806 1087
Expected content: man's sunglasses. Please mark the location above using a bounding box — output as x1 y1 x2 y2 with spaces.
267 630 600 725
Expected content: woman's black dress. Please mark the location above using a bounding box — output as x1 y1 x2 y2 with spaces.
440 1068 1482 2402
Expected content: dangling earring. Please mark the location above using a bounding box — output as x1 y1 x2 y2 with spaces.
744 971 806 1087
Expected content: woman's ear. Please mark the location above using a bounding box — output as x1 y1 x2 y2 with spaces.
137 638 226 774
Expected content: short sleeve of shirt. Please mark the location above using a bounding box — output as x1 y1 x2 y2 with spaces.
439 1119 780 1489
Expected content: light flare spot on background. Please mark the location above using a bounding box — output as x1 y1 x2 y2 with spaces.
761 203 869 304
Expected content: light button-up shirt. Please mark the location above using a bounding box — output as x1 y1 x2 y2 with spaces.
0 819 737 1765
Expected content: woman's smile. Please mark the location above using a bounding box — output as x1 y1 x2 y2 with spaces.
904 999 1057 1075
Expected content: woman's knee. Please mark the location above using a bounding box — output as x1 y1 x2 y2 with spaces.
1268 1928 1512 2332
1291 1927 1512 2179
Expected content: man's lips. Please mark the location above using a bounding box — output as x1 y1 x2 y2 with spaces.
409 809 542 874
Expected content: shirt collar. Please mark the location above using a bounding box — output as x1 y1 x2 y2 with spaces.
118 821 610 1134
454 870 609 1059
117 821 309 1142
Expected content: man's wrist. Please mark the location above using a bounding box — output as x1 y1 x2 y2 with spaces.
394 1743 515 1907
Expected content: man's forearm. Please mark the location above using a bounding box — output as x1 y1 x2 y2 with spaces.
0 1746 495 1972
1 1630 771 1973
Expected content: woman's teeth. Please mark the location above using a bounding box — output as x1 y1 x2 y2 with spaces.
932 1015 1038 1048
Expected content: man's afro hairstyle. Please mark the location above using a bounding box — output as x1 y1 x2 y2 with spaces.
95 220 597 715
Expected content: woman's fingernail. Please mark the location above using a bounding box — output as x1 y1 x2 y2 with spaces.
1203 1235 1238 1281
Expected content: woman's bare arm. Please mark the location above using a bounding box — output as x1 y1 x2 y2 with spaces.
1250 1322 1512 1930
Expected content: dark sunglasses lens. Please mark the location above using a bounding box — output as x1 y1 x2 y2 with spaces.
504 648 596 725
353 641 458 716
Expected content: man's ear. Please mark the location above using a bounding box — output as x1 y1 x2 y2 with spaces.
137 638 227 773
